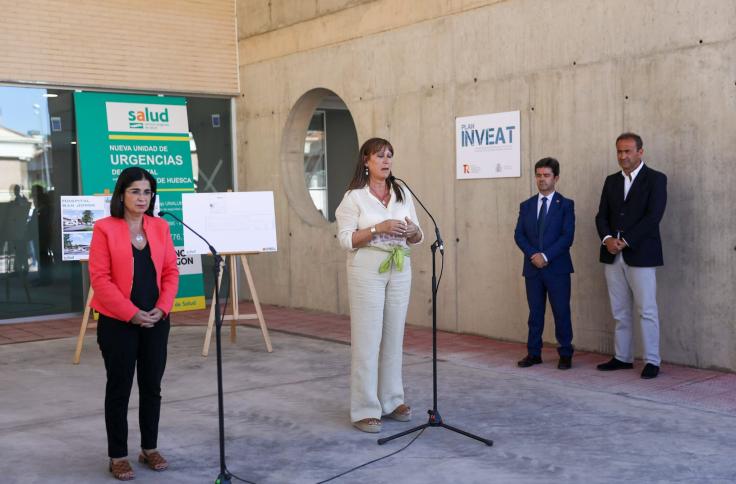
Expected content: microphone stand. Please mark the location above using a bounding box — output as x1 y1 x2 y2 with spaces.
158 211 233 484
376 180 493 447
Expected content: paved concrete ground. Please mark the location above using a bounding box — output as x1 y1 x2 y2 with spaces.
1 323 735 484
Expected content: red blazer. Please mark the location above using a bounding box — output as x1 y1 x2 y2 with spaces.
89 215 179 322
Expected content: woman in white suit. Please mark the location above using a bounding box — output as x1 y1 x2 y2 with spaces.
335 138 423 433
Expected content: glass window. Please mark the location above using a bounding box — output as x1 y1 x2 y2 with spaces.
186 96 234 299
0 88 235 322
187 96 234 194
303 94 358 222
305 111 328 217
0 86 82 320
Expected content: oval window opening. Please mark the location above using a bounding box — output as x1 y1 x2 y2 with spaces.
281 89 359 226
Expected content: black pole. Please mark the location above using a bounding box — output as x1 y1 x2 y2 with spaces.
213 254 231 484
432 242 438 414
377 179 492 447
157 212 233 483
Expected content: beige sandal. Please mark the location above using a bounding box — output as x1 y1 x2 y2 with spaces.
138 450 169 471
385 404 412 422
109 459 135 481
352 418 382 433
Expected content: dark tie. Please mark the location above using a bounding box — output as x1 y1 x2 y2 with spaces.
537 197 548 245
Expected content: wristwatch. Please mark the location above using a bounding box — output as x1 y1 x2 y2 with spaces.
370 226 377 235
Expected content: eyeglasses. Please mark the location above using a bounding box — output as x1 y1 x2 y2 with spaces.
126 189 154 197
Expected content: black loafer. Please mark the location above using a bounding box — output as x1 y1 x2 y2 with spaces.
596 357 634 371
517 355 542 367
641 363 660 379
557 356 572 370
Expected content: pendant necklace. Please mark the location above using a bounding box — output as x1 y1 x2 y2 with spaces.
370 186 390 207
130 222 144 243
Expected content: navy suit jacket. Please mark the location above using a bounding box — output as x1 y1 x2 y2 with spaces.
595 164 667 267
514 192 575 278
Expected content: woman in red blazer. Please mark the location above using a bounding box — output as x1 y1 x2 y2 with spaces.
89 167 178 480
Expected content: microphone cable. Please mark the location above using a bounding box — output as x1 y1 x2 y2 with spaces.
229 471 257 484
391 177 445 290
315 427 426 483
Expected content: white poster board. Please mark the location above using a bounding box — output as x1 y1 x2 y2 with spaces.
456 110 521 179
181 192 278 255
61 195 110 261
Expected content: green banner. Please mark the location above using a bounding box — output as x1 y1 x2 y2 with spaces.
74 92 205 312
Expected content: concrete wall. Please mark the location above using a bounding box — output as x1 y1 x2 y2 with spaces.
236 0 736 371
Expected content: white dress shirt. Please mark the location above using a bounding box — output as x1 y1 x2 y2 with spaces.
537 191 555 217
602 162 645 245
336 185 424 251
623 161 644 199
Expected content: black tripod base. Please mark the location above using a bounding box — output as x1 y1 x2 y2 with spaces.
215 471 231 483
377 410 493 446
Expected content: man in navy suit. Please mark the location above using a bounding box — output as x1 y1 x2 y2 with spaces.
514 157 575 370
595 132 667 379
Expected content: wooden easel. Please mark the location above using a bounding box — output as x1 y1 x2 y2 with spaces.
72 260 94 364
202 252 272 356
71 189 110 364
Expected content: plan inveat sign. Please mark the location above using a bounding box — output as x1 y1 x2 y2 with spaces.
456 110 521 179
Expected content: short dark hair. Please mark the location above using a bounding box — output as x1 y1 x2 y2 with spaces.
616 132 643 151
110 167 157 218
534 157 560 177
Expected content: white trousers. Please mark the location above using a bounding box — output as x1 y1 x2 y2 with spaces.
347 248 412 422
604 253 661 366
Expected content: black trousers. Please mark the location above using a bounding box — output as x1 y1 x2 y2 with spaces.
97 314 170 458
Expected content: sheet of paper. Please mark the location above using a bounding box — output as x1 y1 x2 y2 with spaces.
181 192 278 255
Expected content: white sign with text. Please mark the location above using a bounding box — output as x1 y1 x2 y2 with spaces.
181 192 278 255
456 110 521 179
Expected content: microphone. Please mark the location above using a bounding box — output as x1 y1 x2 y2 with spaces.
389 176 444 253
158 210 220 259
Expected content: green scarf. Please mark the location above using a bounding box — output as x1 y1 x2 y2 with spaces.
366 246 410 273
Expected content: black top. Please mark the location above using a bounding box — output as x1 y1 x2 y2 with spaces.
595 164 667 267
131 244 159 311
